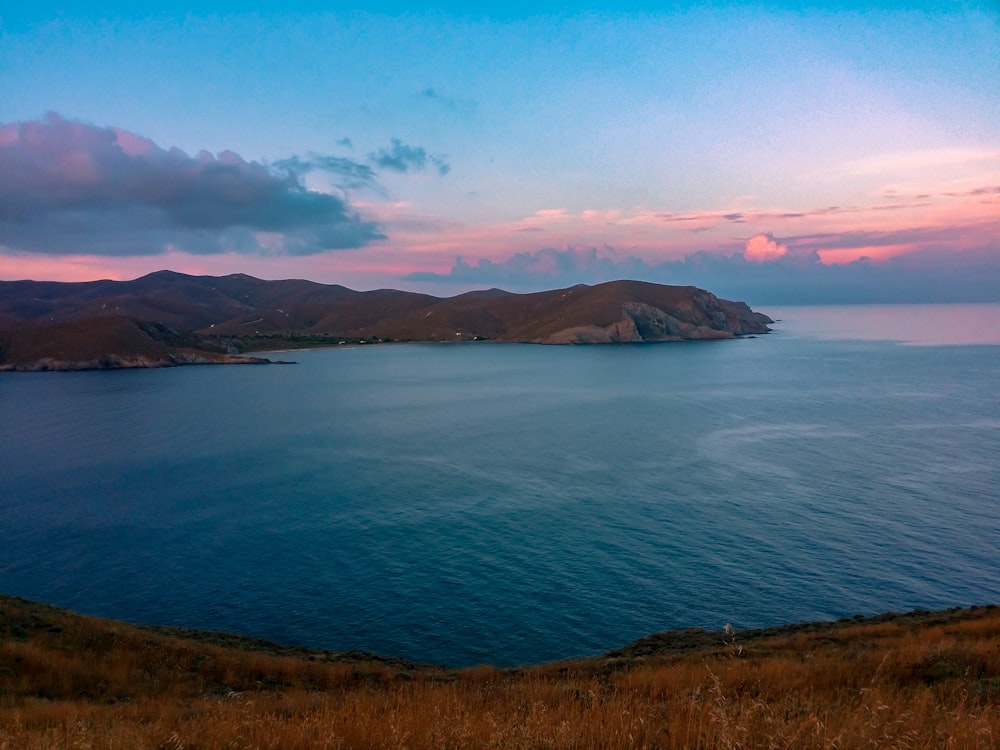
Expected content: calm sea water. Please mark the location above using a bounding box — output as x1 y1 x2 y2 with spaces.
1 304 998 667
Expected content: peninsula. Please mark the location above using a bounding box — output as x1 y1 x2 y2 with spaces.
0 271 772 371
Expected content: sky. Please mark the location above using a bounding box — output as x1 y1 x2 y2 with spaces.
1 1 998 303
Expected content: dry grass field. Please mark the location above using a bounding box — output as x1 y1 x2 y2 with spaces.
1 595 998 749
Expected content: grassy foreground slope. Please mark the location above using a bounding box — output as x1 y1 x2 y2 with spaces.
1 596 998 749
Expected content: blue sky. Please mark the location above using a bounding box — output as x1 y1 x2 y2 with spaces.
1 2 998 302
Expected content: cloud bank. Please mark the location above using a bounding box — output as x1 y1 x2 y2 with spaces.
0 114 386 257
405 243 1000 304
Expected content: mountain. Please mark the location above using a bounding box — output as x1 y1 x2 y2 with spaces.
0 272 772 370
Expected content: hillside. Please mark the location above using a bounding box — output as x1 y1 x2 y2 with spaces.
0 272 772 369
0 316 281 371
1 594 997 748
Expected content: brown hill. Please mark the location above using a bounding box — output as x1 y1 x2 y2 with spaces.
0 272 772 369
203 278 772 344
0 271 403 331
0 316 276 371
0 270 771 342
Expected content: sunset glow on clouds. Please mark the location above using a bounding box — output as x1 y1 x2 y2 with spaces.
744 235 789 263
1 2 997 303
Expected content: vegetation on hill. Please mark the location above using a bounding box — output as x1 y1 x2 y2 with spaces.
1 595 997 748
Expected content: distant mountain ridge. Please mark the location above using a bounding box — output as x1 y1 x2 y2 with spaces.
0 271 772 370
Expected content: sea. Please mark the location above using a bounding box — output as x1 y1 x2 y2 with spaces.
1 303 998 667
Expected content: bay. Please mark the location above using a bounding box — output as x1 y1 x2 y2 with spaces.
1 303 998 667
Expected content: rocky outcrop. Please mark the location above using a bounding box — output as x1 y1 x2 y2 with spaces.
533 285 772 344
537 318 644 344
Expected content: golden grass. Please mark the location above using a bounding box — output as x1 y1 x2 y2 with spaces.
1 597 998 749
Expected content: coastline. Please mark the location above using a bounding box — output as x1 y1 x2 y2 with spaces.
0 353 294 372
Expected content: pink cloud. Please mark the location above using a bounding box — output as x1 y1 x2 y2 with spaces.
111 127 157 157
341 188 1000 284
743 233 788 262
0 124 17 147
